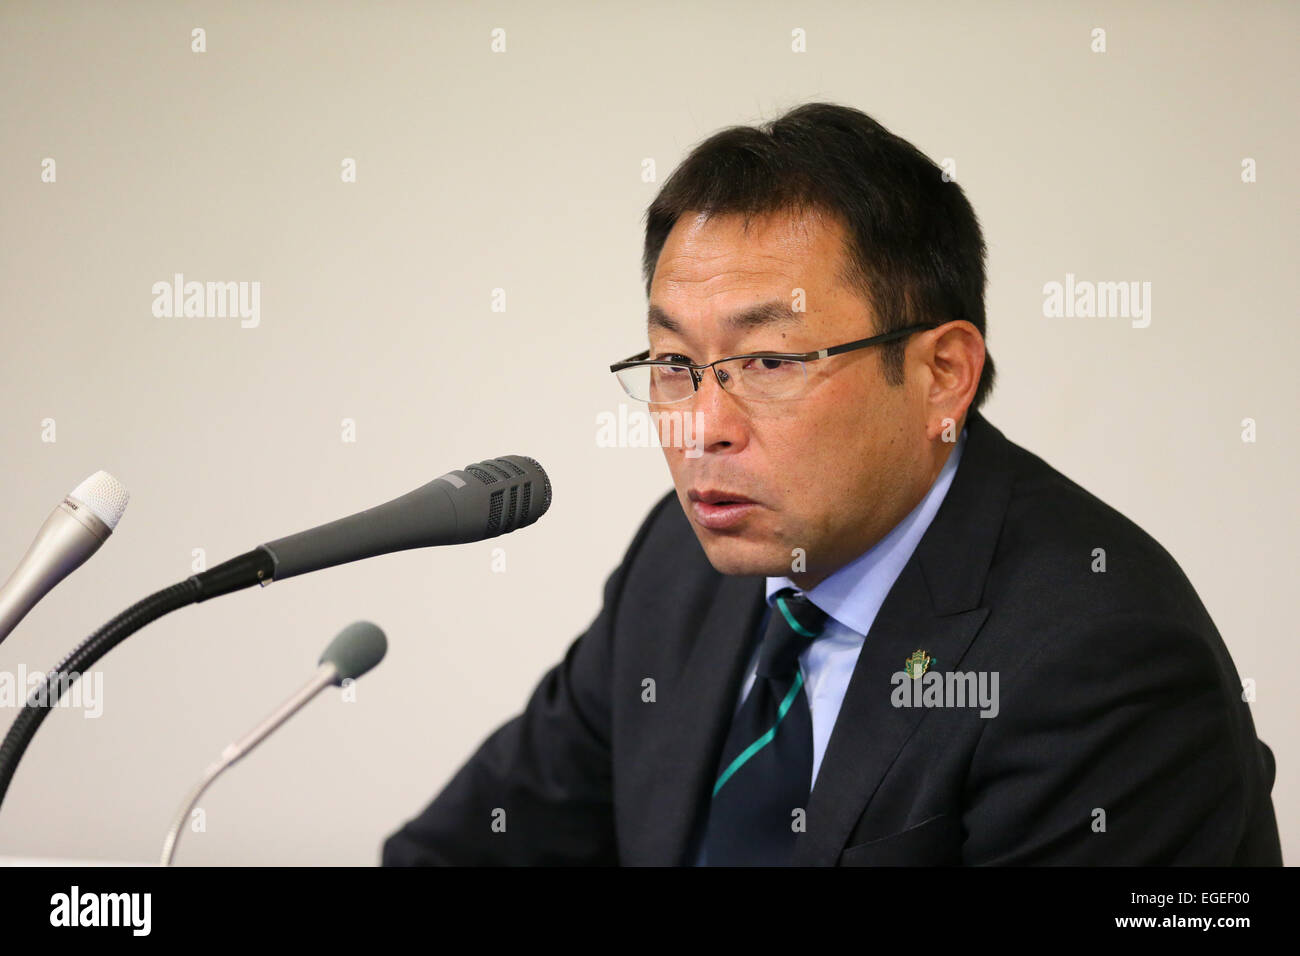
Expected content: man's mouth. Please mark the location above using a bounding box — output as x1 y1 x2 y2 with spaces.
687 489 760 531
689 489 756 506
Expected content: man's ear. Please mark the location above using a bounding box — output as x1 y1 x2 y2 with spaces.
922 321 983 440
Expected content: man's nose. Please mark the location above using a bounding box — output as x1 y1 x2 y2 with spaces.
684 366 749 453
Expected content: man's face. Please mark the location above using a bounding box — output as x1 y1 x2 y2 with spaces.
646 207 947 588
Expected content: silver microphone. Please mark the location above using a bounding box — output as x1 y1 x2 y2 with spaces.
0 470 129 647
160 620 388 865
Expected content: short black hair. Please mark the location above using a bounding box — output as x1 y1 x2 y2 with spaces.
642 101 995 417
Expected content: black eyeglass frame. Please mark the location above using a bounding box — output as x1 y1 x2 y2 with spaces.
608 322 938 398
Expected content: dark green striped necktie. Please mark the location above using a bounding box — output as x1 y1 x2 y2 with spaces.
701 587 828 865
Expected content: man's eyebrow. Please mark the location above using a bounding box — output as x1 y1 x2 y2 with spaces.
647 300 802 335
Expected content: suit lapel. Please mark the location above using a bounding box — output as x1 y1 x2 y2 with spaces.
793 410 1015 865
642 572 766 865
792 573 989 864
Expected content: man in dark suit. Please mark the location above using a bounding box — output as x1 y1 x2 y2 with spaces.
382 103 1282 865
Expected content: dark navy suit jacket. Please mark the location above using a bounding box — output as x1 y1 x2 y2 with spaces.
382 410 1283 865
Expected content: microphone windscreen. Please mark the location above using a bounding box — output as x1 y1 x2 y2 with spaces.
319 621 388 684
69 470 129 530
511 455 552 516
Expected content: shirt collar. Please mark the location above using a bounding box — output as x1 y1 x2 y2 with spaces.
765 427 968 637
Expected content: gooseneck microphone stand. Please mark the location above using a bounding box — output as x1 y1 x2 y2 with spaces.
0 550 274 812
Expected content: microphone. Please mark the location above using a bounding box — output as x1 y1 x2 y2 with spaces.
262 453 550 580
0 471 129 647
160 620 387 865
0 454 548 813
190 454 552 601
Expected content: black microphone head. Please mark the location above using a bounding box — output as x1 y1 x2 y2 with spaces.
259 454 553 582
319 621 387 684
444 455 551 538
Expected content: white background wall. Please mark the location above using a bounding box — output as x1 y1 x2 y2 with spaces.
0 0 1294 865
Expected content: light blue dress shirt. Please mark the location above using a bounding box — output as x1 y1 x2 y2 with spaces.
695 427 967 864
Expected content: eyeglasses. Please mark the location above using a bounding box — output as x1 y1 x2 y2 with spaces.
608 323 936 404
